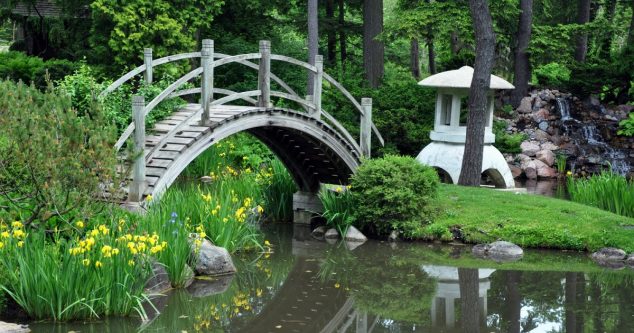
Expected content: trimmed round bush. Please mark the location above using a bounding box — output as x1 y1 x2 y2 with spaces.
350 155 439 238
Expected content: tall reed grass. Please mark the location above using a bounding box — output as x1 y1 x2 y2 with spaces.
319 186 355 235
567 170 634 218
263 159 297 222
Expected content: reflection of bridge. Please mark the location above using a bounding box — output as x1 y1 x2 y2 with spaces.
102 40 383 212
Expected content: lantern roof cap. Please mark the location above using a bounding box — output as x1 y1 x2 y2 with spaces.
418 66 514 90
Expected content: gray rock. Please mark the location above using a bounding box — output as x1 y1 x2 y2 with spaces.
0 322 30 333
540 142 559 151
145 261 171 293
538 121 549 131
345 241 364 251
388 230 400 242
488 241 524 258
520 141 540 157
187 275 234 297
472 244 489 257
344 226 367 243
199 176 213 183
311 226 327 239
517 97 533 114
536 150 555 167
194 239 237 276
325 228 340 239
591 247 626 262
626 254 634 267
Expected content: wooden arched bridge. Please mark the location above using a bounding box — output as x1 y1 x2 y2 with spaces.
103 40 383 217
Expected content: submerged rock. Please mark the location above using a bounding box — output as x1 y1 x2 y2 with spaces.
145 261 171 294
324 228 339 239
311 226 327 239
471 244 489 256
194 239 237 276
591 247 627 262
187 275 234 297
0 322 30 333
344 226 367 243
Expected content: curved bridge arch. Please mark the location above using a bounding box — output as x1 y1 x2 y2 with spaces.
146 107 360 199
102 39 384 204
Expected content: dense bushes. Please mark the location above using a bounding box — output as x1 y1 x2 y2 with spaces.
350 155 439 237
0 52 79 88
534 62 571 88
493 119 527 153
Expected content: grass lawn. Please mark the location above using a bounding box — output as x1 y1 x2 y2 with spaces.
414 184 634 252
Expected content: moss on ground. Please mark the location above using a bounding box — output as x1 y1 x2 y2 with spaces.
414 184 634 252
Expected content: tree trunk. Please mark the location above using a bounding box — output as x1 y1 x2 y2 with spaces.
458 268 480 333
363 0 384 88
565 272 578 333
575 0 591 62
339 0 347 71
410 39 421 79
575 273 585 333
450 30 460 55
510 0 534 108
326 0 336 65
458 0 496 186
506 271 522 333
427 37 437 74
597 0 617 59
307 0 318 93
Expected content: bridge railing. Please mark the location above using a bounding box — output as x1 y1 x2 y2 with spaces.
101 39 384 159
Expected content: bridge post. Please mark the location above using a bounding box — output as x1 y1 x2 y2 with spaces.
129 95 146 202
258 40 271 108
201 39 214 125
360 98 373 157
311 55 323 119
143 48 153 84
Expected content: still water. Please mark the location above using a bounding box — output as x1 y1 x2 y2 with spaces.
19 225 634 333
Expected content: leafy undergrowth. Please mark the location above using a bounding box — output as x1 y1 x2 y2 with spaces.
415 184 634 252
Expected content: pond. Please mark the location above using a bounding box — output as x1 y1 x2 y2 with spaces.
10 225 634 333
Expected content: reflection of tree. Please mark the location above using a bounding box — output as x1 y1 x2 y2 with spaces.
503 271 521 333
458 268 480 333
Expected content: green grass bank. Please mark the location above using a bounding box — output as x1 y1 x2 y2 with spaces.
415 184 634 252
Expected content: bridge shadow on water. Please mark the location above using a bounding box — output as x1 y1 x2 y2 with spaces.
23 224 634 333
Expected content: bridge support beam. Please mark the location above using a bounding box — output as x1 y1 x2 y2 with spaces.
143 48 153 84
360 98 373 157
129 95 147 202
311 55 323 119
201 39 214 125
292 191 323 225
258 40 271 108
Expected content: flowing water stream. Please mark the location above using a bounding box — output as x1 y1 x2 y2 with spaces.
10 225 634 333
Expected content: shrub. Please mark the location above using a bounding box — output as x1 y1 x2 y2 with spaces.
0 80 121 229
534 62 571 87
493 120 527 154
0 52 79 89
618 112 634 137
319 186 354 236
350 155 439 238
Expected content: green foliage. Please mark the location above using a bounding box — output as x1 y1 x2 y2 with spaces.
618 112 634 136
492 119 527 154
89 0 224 67
0 220 159 321
0 52 80 88
350 155 439 237
555 153 567 174
534 62 571 87
567 170 634 218
0 80 121 229
319 187 354 236
263 159 296 222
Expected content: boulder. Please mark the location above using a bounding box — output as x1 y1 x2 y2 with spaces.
517 97 533 114
525 165 538 179
311 226 327 239
520 141 540 157
325 228 340 239
540 142 559 151
534 129 551 142
626 254 634 267
344 226 367 243
532 108 550 123
536 150 555 167
533 159 557 178
591 247 627 262
510 165 523 178
472 244 489 257
0 322 30 333
537 121 549 132
488 241 524 258
194 239 237 276
187 275 234 297
145 261 171 293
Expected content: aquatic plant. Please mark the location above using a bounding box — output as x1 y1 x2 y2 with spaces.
0 219 165 321
567 170 634 218
263 159 297 222
555 153 567 174
319 186 355 236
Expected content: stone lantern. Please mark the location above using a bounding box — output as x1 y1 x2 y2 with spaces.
416 66 515 188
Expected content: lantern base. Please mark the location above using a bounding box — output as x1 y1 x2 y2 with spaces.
416 142 515 188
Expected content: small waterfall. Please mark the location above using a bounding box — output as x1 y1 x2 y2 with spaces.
556 98 571 121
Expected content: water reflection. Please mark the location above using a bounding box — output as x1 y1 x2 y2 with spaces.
19 225 634 333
